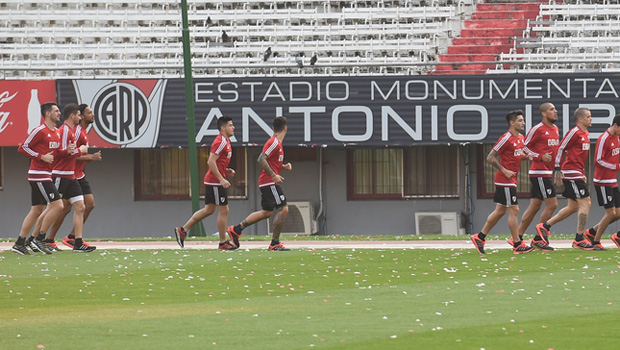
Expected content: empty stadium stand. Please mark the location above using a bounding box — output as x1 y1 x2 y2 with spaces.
2 0 618 77
0 0 472 78
490 0 620 74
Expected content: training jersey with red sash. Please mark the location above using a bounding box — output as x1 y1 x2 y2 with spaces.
258 135 284 188
555 126 590 181
203 133 232 186
18 124 62 182
593 130 620 187
493 131 525 187
74 124 89 180
523 122 560 177
52 123 81 179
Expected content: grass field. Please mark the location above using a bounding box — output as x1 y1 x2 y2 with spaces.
1 247 619 350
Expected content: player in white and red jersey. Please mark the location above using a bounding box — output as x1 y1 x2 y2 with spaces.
12 102 74 255
536 108 595 250
580 114 620 250
226 116 293 251
471 110 535 255
31 103 93 252
518 103 560 251
44 104 102 250
174 116 237 250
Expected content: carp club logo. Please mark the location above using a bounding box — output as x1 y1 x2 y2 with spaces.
92 82 151 145
73 80 167 148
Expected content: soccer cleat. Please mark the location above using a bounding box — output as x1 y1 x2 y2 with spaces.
531 239 554 251
470 233 485 254
174 227 186 248
535 223 550 245
612 233 620 249
46 241 61 252
73 244 96 253
572 239 595 251
218 241 238 251
29 237 52 255
226 225 241 248
513 242 535 254
591 242 607 251
583 229 596 244
269 242 291 251
62 236 75 248
11 244 31 255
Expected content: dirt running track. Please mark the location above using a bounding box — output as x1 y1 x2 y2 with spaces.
0 239 577 251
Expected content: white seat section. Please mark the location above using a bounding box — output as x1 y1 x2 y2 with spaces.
489 1 620 74
0 0 472 78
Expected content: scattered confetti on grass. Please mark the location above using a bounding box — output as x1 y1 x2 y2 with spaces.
1 248 619 349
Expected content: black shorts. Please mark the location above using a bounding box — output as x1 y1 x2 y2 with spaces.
493 186 518 206
30 182 61 206
530 177 556 199
595 185 620 209
260 184 287 211
562 179 589 200
78 176 93 195
54 177 84 203
205 185 228 206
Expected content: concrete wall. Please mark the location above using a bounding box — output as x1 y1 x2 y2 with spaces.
2 146 618 240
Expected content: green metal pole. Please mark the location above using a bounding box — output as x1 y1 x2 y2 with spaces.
180 0 205 237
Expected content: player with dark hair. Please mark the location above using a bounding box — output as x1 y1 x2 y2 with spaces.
31 103 94 252
517 102 560 251
12 102 72 255
471 110 535 254
43 103 102 250
175 116 237 250
580 114 620 250
226 116 293 251
535 108 595 250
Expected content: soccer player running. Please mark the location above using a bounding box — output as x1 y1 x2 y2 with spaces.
517 102 560 251
226 116 293 251
174 116 237 250
43 103 102 251
33 104 94 252
471 110 535 255
535 108 595 250
12 102 72 255
580 114 620 250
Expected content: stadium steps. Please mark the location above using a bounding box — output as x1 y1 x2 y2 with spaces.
433 1 544 75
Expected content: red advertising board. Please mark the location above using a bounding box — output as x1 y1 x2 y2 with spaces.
0 81 57 146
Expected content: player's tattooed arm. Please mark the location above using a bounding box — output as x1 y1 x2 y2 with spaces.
257 153 275 177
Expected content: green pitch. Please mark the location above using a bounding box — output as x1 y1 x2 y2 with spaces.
1 248 619 350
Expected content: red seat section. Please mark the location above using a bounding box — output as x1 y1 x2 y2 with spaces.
433 1 545 75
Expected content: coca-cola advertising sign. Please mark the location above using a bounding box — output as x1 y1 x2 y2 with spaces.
0 81 57 146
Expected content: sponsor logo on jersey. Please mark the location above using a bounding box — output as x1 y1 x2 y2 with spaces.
548 139 559 146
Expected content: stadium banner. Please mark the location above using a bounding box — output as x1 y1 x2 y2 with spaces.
0 81 57 146
57 74 620 148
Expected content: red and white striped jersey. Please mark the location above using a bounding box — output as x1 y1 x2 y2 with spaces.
492 131 525 187
258 135 284 188
74 124 89 180
52 123 81 179
555 126 590 181
593 130 620 187
523 122 560 177
203 133 232 186
17 124 61 182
